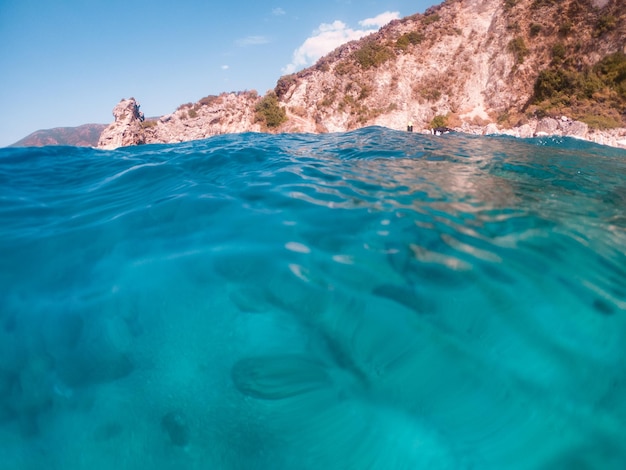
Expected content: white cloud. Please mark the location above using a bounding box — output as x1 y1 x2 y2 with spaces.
359 11 400 28
221 65 229 70
282 11 399 74
272 7 286 16
236 35 270 47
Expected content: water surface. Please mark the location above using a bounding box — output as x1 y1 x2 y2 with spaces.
1 128 625 468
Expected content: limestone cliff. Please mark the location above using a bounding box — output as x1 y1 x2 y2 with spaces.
146 92 261 144
98 98 147 149
98 0 626 149
98 93 262 149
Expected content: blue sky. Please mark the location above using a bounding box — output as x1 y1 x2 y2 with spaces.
0 0 437 146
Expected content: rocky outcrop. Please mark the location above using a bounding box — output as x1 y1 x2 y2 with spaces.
97 98 147 150
98 0 626 150
144 92 261 144
478 116 626 148
97 94 262 149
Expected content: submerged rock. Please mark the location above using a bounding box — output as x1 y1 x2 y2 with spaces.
93 421 124 441
56 315 134 387
0 369 16 423
161 411 190 447
15 355 55 413
41 312 84 358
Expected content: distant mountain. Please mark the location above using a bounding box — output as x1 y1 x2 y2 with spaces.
99 0 626 149
10 124 107 147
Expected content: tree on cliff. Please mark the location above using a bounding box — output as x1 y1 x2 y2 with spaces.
255 92 287 129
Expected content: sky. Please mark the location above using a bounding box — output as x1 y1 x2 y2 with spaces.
0 0 438 146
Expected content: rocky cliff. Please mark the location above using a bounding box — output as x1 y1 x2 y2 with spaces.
97 0 626 150
97 98 149 149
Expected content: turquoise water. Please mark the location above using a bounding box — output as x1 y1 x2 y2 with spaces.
1 127 625 469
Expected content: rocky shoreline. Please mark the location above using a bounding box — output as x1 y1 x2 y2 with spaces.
98 98 626 151
455 116 626 150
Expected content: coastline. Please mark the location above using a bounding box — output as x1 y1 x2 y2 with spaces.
98 98 626 151
444 116 626 150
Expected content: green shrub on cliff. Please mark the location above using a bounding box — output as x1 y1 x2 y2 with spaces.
532 0 558 7
199 95 219 107
353 40 394 69
255 92 287 128
594 51 626 98
430 114 448 129
529 23 542 36
551 43 566 63
594 14 617 37
533 68 602 104
423 14 440 25
580 113 622 130
531 52 626 128
275 74 297 99
508 37 528 64
504 0 518 10
396 31 424 50
533 69 570 102
558 21 572 37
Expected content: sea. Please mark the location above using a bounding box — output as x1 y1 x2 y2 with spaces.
1 127 625 469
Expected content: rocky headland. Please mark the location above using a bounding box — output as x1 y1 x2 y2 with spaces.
98 0 626 150
11 124 107 148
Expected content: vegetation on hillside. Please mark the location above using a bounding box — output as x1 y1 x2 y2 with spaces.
508 37 528 64
531 52 626 128
140 120 157 129
255 92 287 128
272 0 625 132
275 74 297 99
353 40 395 69
430 115 448 129
395 31 423 51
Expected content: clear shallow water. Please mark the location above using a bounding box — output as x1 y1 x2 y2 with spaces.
1 127 625 469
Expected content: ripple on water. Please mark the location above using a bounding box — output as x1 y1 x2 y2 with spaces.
0 129 625 468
